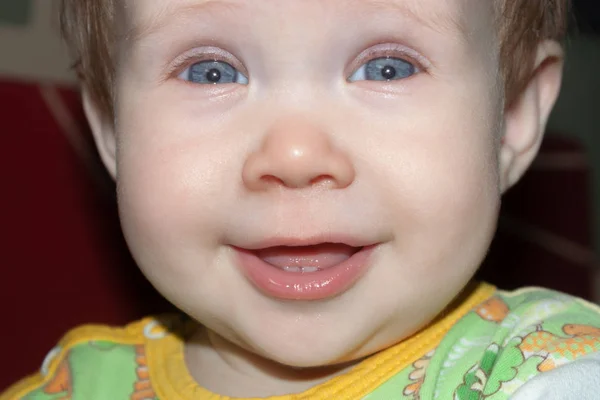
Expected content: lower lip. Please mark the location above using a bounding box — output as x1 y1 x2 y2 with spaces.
234 245 377 301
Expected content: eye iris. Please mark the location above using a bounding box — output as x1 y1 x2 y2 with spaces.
206 68 222 83
381 65 397 80
356 57 416 82
186 60 247 85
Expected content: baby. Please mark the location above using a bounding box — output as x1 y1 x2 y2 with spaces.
4 1 600 399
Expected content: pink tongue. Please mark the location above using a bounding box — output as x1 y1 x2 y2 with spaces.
256 243 359 270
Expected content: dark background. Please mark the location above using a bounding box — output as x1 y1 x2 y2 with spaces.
574 0 600 33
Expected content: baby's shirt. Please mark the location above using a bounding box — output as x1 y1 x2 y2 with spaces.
3 283 600 400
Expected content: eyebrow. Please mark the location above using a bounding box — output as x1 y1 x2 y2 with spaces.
356 0 469 37
125 1 245 43
126 0 468 44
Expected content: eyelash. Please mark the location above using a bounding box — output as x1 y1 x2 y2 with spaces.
166 44 428 83
165 48 247 82
348 44 429 77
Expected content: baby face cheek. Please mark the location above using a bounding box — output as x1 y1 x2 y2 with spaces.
115 92 237 242
118 145 224 247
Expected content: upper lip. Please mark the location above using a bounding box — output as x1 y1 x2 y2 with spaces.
234 234 378 251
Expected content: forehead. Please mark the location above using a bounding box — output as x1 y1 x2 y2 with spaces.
122 0 495 42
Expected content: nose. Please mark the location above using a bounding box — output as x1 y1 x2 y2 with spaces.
242 117 355 191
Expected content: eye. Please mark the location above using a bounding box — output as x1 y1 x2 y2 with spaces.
179 60 249 85
348 57 418 82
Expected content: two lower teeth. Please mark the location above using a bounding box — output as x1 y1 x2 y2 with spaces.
282 266 321 273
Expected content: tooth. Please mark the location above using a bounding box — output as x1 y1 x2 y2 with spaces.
282 266 320 273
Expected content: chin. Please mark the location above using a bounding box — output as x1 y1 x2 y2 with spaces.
232 320 375 369
258 345 363 370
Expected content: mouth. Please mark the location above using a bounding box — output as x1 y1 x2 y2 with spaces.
254 243 363 273
233 242 377 301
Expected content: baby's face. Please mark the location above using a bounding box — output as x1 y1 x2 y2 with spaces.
113 0 503 366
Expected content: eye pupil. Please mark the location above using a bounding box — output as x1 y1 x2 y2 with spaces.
206 68 222 83
381 65 397 80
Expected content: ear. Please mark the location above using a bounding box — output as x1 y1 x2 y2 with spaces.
499 40 565 192
82 89 118 180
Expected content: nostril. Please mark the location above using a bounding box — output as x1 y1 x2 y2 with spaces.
309 175 335 187
260 175 285 187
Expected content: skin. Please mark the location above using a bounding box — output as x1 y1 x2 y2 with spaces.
84 0 564 396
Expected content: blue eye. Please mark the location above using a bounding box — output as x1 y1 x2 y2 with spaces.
180 60 249 85
348 57 417 82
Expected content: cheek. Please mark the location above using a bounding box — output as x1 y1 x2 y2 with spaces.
114 96 239 253
414 132 498 217
373 117 498 211
360 96 502 271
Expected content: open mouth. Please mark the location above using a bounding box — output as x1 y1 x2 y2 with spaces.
234 242 377 300
253 243 363 273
